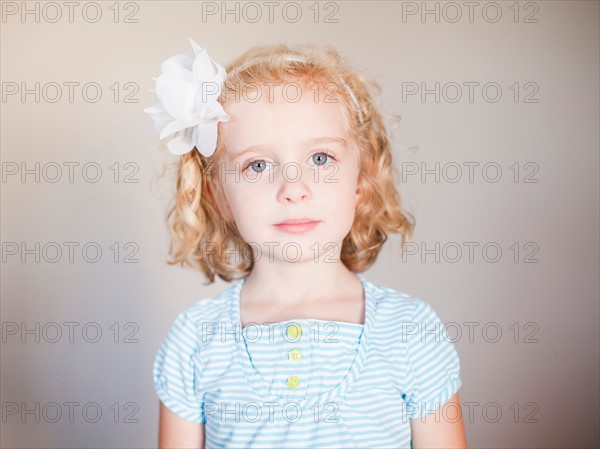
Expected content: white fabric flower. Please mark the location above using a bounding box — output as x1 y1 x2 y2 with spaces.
143 38 230 157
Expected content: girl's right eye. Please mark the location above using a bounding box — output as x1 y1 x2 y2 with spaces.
242 159 268 174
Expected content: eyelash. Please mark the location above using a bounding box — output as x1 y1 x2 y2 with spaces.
242 151 337 172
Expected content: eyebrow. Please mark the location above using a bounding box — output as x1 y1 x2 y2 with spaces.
229 136 348 162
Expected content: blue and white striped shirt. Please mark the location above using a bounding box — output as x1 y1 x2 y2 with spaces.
153 273 462 448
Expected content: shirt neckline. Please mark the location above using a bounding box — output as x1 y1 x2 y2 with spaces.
227 272 376 408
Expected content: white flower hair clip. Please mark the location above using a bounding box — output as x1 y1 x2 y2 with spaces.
143 38 229 157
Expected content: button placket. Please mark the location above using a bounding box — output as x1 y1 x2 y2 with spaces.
284 323 307 393
231 272 374 408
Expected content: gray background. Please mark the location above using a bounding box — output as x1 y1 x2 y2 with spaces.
1 1 598 448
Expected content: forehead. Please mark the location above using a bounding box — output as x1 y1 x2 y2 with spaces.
220 81 351 150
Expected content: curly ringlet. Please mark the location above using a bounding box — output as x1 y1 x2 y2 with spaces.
160 42 415 284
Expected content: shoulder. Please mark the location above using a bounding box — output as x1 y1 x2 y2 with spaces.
160 280 241 349
364 277 433 322
363 277 454 347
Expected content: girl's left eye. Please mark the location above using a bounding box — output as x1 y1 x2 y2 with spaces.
311 151 336 166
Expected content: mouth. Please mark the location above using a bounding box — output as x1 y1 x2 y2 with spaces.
275 218 319 225
273 218 321 234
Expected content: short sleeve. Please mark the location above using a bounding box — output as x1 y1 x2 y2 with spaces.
153 309 205 424
405 300 462 419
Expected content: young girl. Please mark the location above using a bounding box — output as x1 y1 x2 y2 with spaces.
145 38 466 448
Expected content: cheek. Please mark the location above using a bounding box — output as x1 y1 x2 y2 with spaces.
319 165 359 199
317 174 359 227
222 182 270 228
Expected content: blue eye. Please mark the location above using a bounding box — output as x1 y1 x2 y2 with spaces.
243 159 268 173
242 159 266 173
312 151 335 166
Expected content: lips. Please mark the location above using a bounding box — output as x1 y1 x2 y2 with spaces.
275 218 318 225
273 218 321 234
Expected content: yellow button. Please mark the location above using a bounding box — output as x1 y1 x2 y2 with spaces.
287 375 301 390
289 349 302 362
287 324 302 339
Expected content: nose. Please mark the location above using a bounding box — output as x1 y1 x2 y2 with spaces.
276 162 312 204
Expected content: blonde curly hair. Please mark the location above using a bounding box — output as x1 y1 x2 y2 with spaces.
160 42 415 284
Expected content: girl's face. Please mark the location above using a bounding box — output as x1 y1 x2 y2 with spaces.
217 80 361 262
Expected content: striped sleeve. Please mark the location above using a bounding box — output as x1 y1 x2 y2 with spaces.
406 300 462 419
153 309 205 423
